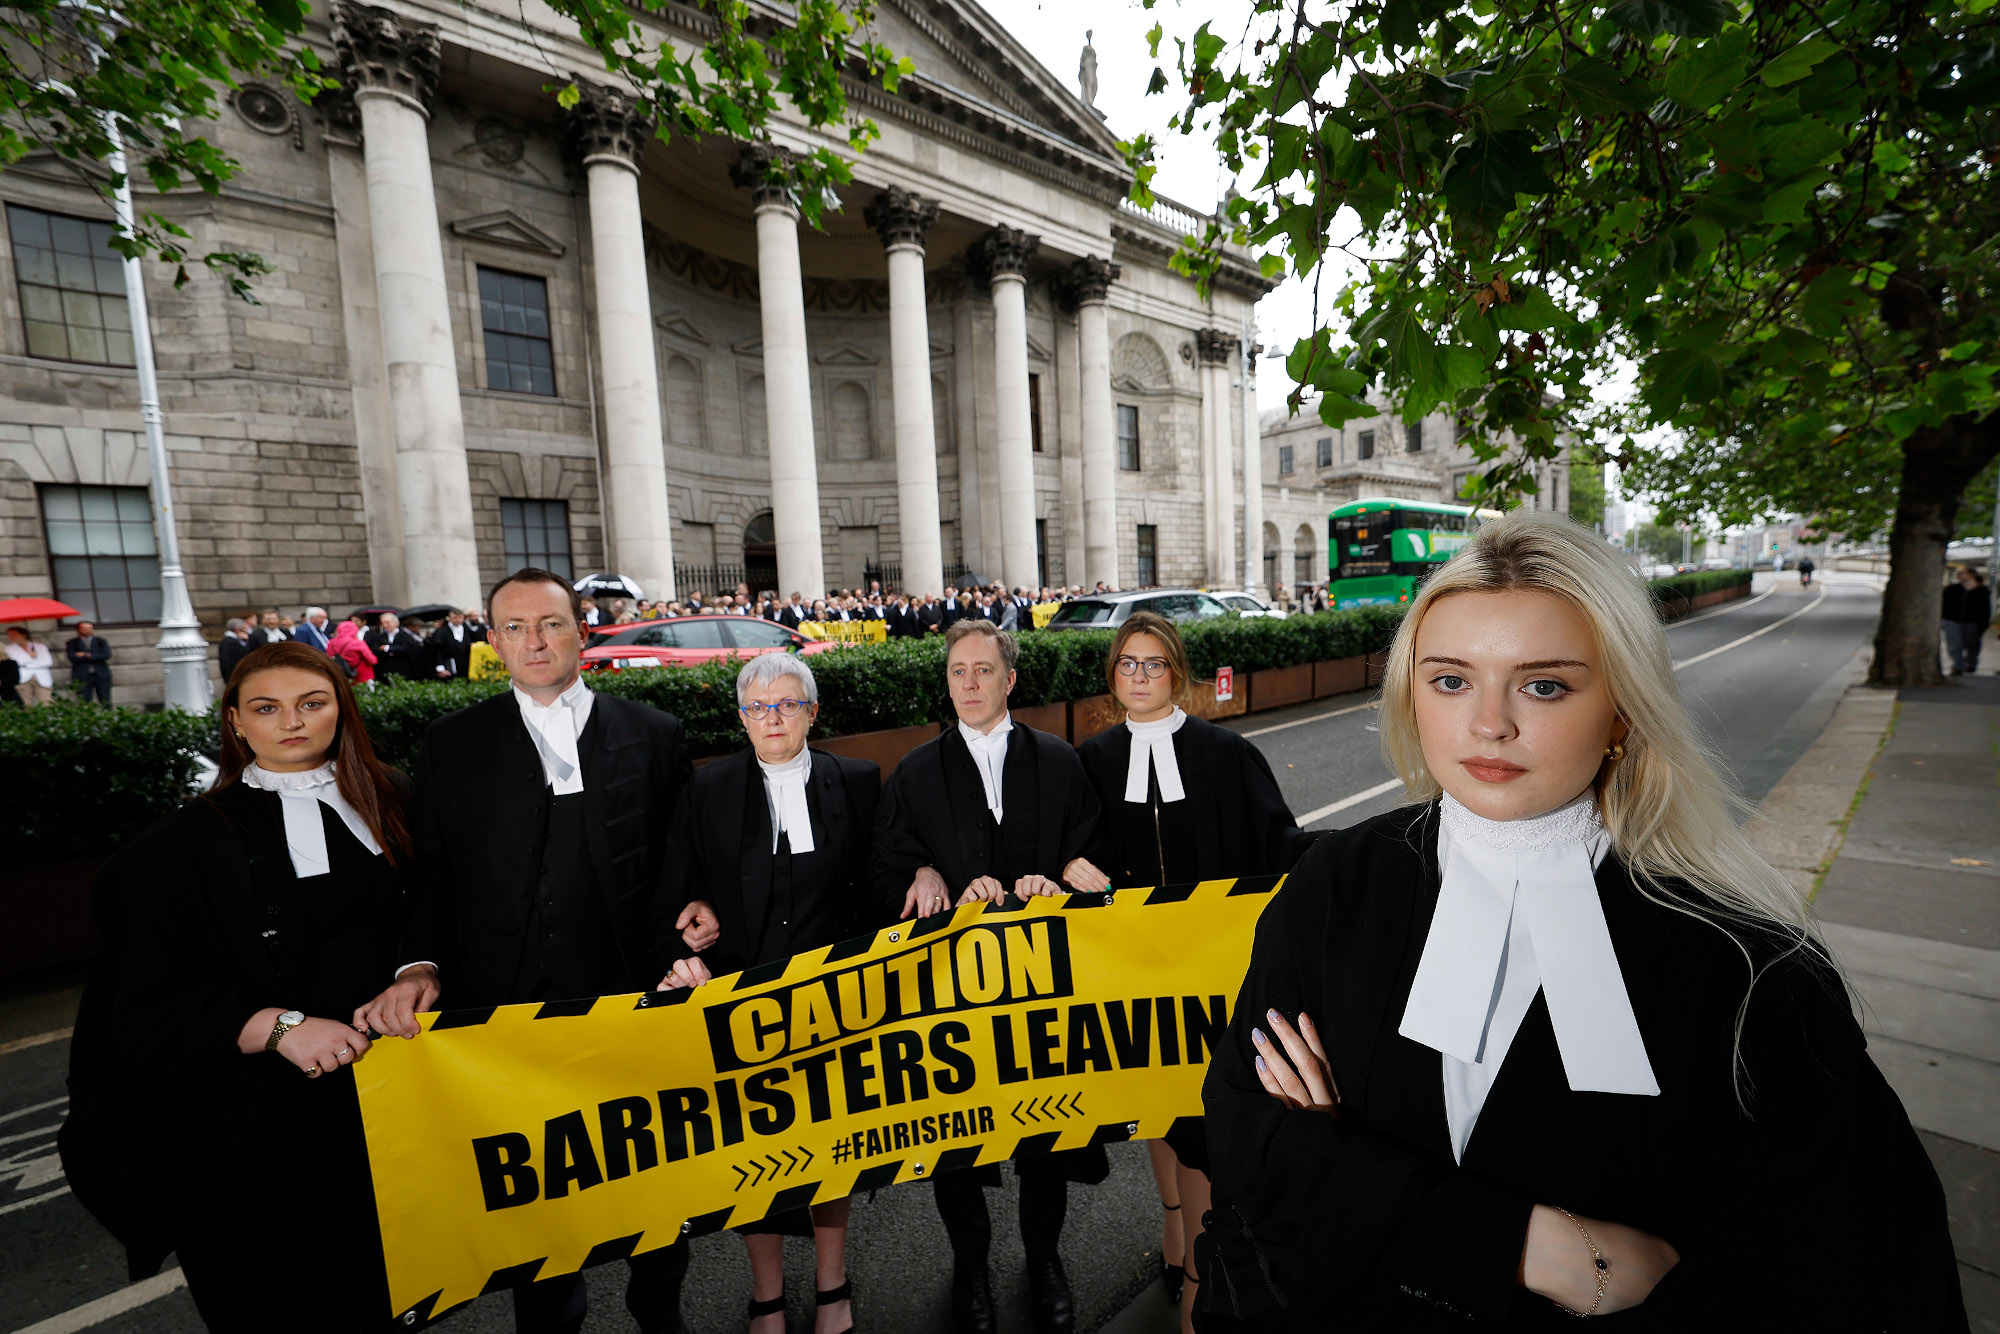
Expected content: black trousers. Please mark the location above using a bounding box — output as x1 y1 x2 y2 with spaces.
933 1159 1069 1262
73 671 110 703
512 1242 687 1334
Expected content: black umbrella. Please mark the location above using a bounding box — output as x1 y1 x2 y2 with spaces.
399 603 457 621
351 605 398 618
574 573 644 601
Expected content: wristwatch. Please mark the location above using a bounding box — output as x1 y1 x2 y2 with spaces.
265 1009 305 1052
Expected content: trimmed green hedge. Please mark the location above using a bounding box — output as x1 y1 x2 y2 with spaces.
1649 568 1754 607
2 699 216 864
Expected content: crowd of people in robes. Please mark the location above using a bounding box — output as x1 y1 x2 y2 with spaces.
59 513 1968 1334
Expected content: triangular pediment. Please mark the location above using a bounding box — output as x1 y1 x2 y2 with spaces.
929 336 954 358
814 343 879 367
8 150 113 188
449 210 565 257
655 314 710 345
873 0 1125 160
732 336 765 357
1025 333 1053 362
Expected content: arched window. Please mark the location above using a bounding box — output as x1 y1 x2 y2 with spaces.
1263 521 1282 597
830 381 873 460
1294 522 1317 587
665 356 704 449
743 510 777 594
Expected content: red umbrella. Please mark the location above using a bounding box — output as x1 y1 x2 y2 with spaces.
0 597 81 622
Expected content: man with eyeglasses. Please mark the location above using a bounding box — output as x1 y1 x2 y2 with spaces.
868 619 1112 1334
651 652 880 1334
354 567 717 1334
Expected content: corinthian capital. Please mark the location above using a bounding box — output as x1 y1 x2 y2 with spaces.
1058 255 1121 307
1195 327 1239 367
729 142 798 209
972 225 1040 286
332 1 441 114
564 81 653 172
864 186 940 251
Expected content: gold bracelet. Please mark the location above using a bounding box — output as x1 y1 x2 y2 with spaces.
1554 1207 1609 1317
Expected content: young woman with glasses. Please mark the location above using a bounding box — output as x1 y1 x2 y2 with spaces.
1075 611 1318 1329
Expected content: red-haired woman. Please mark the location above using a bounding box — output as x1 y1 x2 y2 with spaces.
61 640 413 1332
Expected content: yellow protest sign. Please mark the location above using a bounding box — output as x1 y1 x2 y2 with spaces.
1032 601 1062 629
354 878 1280 1325
798 620 888 644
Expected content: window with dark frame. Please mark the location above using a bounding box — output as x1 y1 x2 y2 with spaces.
7 204 134 366
1136 524 1158 586
500 498 573 579
1029 372 1044 453
1035 518 1048 587
1317 436 1333 467
1117 404 1141 471
477 267 555 396
1357 429 1376 460
1279 445 1294 476
39 484 159 624
1405 422 1423 452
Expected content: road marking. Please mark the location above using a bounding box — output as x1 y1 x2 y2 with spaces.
10 1265 185 1334
0 1098 67 1124
1663 582 1777 628
1294 778 1404 828
1241 698 1376 737
0 1029 71 1058
0 1121 60 1148
1672 586 1827 670
0 1184 69 1217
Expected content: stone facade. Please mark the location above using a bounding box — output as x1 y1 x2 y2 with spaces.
0 0 1272 704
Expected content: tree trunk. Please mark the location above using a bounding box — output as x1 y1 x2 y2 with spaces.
1868 421 1999 688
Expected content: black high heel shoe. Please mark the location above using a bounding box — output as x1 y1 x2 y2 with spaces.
817 1279 855 1334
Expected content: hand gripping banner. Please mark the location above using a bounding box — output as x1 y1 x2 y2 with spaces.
355 876 1283 1326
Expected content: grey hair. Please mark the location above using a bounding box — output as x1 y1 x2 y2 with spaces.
735 652 818 706
304 606 327 620
226 617 248 632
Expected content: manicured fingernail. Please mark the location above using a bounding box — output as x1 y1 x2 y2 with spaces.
1299 1014 1315 1029
1255 1054 1267 1074
1251 1027 1267 1046
1266 1008 1281 1024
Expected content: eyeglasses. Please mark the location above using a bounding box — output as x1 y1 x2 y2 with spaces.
494 617 577 639
1115 657 1170 679
741 698 809 720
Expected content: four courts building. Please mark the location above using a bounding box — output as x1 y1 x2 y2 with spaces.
0 0 1296 700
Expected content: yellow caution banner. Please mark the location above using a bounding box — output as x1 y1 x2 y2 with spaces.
354 878 1281 1325
798 619 889 643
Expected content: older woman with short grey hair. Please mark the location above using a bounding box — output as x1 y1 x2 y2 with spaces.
655 647 880 1334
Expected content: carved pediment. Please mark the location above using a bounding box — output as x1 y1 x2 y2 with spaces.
655 314 710 345
814 343 880 367
1025 333 1053 362
732 336 764 357
929 336 955 358
449 210 564 257
7 150 113 189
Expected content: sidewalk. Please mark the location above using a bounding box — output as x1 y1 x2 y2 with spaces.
1757 671 2000 1329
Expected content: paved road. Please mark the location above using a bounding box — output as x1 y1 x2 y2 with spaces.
0 572 1883 1334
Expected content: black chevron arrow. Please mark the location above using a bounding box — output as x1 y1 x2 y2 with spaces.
781 1148 801 1174
1011 1100 1028 1125
799 1145 815 1170
732 1164 750 1191
748 1159 766 1187
765 1154 783 1180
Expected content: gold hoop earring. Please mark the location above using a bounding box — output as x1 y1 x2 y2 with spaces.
1604 741 1626 761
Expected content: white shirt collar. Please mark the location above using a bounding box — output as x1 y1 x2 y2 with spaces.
957 714 1013 822
757 746 816 853
1401 791 1658 1155
1123 707 1188 803
513 676 594 795
241 760 383 876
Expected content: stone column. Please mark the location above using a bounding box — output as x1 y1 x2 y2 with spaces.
979 225 1041 590
1242 340 1264 595
567 83 677 600
333 2 480 607
1197 328 1239 588
1067 257 1121 590
733 146 824 596
865 186 944 598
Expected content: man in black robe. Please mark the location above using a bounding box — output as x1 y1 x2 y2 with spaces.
354 567 718 1334
869 620 1112 1334
427 608 477 679
364 612 423 681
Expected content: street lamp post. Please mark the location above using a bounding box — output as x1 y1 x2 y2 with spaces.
104 113 209 710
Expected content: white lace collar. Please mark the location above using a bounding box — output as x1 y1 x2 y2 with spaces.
241 760 382 876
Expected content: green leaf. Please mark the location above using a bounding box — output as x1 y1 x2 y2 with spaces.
1870 139 1913 173
556 81 582 109
1759 38 1840 88
1441 130 1554 236
1354 304 1435 383
1602 0 1738 37
1491 285 1568 332
1555 55 1653 113
1664 28 1750 109
1382 0 1422 51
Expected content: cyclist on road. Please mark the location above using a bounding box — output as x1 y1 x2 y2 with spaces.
1798 555 1816 588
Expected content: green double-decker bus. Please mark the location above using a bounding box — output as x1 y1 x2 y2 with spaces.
1327 498 1500 608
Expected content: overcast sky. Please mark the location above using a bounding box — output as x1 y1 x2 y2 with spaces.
974 0 1341 411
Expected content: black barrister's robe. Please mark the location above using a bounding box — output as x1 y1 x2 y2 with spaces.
869 720 1106 913
1076 714 1317 889
60 780 407 1332
654 746 883 977
398 690 693 1007
1197 803 1967 1333
869 720 1111 1186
